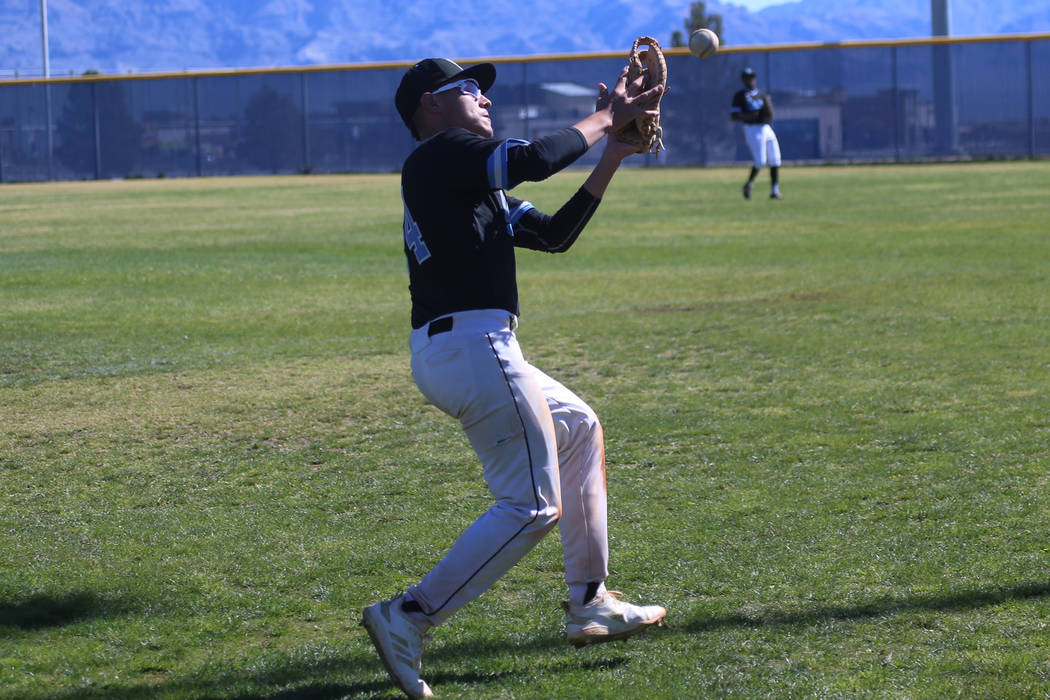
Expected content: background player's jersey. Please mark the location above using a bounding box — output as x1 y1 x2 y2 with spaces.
401 127 599 329
730 89 772 125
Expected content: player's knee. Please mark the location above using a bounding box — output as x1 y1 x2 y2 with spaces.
576 413 605 456
503 502 559 537
554 409 602 451
534 504 561 532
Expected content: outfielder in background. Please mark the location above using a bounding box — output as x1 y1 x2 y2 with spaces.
360 57 668 698
730 66 784 200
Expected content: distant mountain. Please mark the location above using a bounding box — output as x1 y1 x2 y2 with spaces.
2 0 1048 78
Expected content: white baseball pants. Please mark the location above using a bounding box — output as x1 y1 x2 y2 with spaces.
745 123 782 168
406 309 609 625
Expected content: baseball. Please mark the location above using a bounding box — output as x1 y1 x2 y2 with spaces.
689 28 719 59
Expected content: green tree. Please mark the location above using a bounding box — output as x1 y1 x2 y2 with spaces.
239 86 304 174
671 1 725 47
55 71 142 178
666 2 739 165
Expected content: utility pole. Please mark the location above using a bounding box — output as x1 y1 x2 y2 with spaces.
41 0 54 179
931 0 958 156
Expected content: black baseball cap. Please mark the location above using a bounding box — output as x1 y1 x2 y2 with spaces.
395 58 497 138
742 67 756 77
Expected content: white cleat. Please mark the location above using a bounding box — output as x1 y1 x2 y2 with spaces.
361 594 435 698
562 590 667 648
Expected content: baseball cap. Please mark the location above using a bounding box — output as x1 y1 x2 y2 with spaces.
742 66 756 77
395 58 497 138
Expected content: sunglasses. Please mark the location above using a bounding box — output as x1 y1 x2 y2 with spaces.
432 78 482 101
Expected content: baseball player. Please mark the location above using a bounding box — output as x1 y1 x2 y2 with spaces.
360 57 668 698
730 66 783 199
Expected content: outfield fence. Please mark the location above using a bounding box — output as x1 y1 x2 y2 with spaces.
1 34 1048 182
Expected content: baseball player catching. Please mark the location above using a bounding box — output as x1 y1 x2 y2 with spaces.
360 57 668 698
730 66 783 199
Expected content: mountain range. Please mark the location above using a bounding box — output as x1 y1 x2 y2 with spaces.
2 0 1048 78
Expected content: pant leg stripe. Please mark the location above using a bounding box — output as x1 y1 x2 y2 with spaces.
428 332 542 614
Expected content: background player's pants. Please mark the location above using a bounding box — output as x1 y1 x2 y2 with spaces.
407 309 610 625
745 123 782 168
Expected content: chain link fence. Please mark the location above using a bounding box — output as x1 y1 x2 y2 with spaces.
1 35 1048 182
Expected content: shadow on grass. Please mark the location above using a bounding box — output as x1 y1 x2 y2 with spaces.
20 626 629 700
0 590 136 630
19 652 582 700
17 653 383 700
679 579 1050 632
20 581 1046 699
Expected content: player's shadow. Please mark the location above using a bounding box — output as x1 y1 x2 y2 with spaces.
23 650 613 700
233 649 626 699
18 581 1048 699
0 590 135 630
678 579 1050 633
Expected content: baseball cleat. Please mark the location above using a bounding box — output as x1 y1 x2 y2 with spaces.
361 594 435 698
770 191 783 199
562 590 667 648
742 181 753 199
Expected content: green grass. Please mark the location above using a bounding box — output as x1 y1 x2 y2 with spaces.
2 162 1049 699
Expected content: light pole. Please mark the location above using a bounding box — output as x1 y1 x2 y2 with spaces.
931 0 958 155
41 0 54 179
40 0 50 78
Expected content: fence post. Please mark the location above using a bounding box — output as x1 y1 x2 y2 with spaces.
300 72 311 173
892 44 900 162
45 82 54 180
92 82 102 179
1026 39 1035 159
193 76 202 177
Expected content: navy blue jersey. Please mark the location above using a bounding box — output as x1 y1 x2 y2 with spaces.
730 89 772 125
401 127 599 328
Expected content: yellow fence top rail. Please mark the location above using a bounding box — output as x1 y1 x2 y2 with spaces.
2 32 1049 86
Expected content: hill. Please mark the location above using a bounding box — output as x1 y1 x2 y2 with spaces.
1 0 1048 77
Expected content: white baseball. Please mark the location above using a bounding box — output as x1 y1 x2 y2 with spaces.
689 28 719 59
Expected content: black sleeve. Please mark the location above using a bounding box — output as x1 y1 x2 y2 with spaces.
509 186 601 253
730 90 745 118
505 128 590 189
760 95 774 122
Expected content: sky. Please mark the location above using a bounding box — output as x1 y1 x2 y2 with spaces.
730 0 786 9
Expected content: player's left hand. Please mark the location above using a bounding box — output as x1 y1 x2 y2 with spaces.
596 68 662 134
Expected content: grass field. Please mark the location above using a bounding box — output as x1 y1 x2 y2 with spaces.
2 161 1050 699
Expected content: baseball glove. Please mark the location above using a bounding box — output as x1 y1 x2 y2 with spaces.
614 36 668 154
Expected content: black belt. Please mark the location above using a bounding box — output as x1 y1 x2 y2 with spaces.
427 316 453 337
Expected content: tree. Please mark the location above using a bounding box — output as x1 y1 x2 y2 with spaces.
55 71 142 178
671 1 725 48
666 2 737 165
238 86 304 174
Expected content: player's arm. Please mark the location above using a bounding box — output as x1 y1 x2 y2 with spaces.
760 94 774 122
496 69 659 189
427 129 585 193
509 137 634 253
730 91 745 122
506 188 598 254
731 108 760 124
730 92 758 124
500 128 591 187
